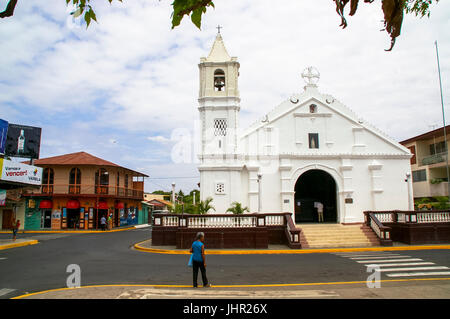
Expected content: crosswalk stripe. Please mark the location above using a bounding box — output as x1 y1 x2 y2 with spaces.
364 262 435 267
0 288 16 297
387 272 450 277
338 254 402 258
356 258 423 263
350 256 410 260
375 266 449 272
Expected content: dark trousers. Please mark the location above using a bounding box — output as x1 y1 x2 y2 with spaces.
192 260 208 287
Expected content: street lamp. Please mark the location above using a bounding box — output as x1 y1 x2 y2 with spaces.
257 173 262 213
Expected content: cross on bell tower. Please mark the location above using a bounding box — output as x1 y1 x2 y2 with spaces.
216 25 222 34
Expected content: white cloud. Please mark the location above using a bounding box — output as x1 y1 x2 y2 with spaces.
147 135 171 143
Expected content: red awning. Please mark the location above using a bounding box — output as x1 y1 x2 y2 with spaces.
39 200 53 209
97 201 109 210
115 202 124 209
67 199 80 209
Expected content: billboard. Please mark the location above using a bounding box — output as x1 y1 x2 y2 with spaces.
5 124 42 159
0 119 7 155
0 158 43 186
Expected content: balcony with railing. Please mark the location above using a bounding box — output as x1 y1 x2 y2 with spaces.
25 183 144 199
421 152 448 166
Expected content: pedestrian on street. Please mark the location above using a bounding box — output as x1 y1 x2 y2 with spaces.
12 219 20 241
189 232 210 288
100 215 107 231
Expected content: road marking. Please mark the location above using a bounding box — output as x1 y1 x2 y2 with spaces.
387 272 450 278
338 254 402 258
375 266 449 272
0 257 7 260
364 262 435 267
0 288 16 297
350 256 410 260
11 278 450 299
356 258 423 263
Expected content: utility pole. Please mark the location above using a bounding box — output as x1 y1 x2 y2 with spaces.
435 40 450 202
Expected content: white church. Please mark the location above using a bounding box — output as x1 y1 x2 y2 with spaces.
197 32 413 224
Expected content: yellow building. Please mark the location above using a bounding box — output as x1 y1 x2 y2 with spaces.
401 125 450 199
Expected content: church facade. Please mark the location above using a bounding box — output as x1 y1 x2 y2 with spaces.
197 33 413 224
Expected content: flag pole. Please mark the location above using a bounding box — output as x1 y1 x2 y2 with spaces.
435 40 450 202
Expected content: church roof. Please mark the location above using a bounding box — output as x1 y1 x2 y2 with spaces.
205 33 232 62
241 85 410 155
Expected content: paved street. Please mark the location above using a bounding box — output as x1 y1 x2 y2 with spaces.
0 229 450 299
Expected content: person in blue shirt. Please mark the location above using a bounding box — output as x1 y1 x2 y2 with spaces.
189 232 210 288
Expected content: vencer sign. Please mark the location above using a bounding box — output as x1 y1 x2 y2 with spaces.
0 158 43 186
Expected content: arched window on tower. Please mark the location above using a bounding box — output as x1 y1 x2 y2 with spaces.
214 69 225 91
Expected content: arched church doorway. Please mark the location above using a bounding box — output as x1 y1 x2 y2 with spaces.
294 169 337 223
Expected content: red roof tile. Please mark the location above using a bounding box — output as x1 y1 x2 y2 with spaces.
23 151 148 177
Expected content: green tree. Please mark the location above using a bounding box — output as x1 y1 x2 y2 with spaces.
226 202 249 215
197 197 215 215
0 0 441 50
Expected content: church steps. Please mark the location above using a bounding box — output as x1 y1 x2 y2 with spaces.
298 223 381 248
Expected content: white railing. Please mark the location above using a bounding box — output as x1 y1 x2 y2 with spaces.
397 213 406 223
374 213 394 223
417 212 450 223
187 216 258 228
265 215 284 226
163 216 179 226
370 218 383 239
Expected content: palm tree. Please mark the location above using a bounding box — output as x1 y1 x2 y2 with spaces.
226 202 249 215
197 197 215 215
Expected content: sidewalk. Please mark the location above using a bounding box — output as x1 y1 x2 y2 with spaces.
134 239 450 255
0 238 38 250
0 224 150 234
12 279 450 299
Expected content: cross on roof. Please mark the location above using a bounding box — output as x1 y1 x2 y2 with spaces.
301 66 320 86
216 25 222 34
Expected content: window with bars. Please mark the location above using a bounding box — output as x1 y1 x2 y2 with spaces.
214 119 227 136
215 182 225 194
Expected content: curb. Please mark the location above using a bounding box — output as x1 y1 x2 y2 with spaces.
133 241 450 255
0 227 137 234
11 277 450 299
0 240 39 250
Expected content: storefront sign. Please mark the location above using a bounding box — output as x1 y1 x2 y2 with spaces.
0 119 8 155
0 189 5 206
4 123 42 159
28 199 36 209
0 158 43 186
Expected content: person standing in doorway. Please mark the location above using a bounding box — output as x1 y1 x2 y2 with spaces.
12 219 20 241
316 202 324 222
100 215 107 231
189 232 210 288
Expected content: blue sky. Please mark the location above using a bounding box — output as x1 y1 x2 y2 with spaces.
0 0 449 193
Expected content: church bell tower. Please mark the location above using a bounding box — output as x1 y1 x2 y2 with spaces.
197 28 244 213
198 28 240 156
